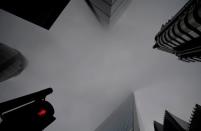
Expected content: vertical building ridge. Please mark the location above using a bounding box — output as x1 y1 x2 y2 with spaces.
94 93 140 131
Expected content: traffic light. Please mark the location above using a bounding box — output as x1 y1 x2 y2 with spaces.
0 88 55 131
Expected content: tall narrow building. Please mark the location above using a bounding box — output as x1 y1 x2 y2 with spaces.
153 0 201 62
1 0 71 29
154 104 201 131
86 0 131 25
94 94 140 131
0 43 27 83
189 104 201 131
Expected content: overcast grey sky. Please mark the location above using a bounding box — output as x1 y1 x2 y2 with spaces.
0 0 201 131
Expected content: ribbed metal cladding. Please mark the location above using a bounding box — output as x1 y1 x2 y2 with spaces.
153 0 201 62
94 94 140 131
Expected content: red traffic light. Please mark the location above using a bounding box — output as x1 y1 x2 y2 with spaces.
37 108 47 117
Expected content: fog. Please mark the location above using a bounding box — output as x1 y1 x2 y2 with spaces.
0 0 201 131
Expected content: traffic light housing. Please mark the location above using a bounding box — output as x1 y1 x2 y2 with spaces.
0 88 55 131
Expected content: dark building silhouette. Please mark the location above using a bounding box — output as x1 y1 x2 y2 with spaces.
95 94 140 131
0 43 27 83
153 0 201 62
86 0 131 25
1 0 71 29
154 121 163 131
189 104 201 131
154 104 201 131
163 111 189 131
0 88 55 131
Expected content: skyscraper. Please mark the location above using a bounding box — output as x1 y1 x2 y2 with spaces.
154 104 201 131
0 43 27 83
1 0 71 29
86 0 131 25
153 0 201 62
95 94 140 131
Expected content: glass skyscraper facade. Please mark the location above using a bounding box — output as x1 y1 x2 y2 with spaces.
95 94 140 131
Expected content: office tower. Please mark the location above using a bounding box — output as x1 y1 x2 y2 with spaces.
189 104 201 131
153 0 201 62
95 94 140 131
154 104 201 131
1 0 71 29
86 0 130 25
163 111 189 131
154 121 163 131
0 43 27 83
